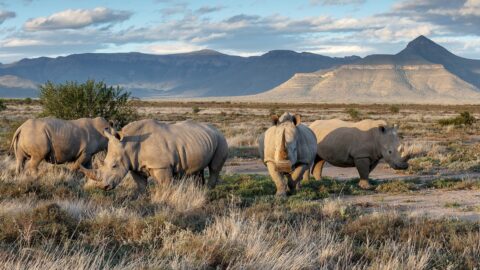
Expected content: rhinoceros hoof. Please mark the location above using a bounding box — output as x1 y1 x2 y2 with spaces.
358 179 373 190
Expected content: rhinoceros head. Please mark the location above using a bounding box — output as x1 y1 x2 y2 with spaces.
81 128 130 190
377 125 409 170
271 113 302 172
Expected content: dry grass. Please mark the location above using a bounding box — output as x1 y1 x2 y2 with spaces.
152 177 207 213
1 101 480 268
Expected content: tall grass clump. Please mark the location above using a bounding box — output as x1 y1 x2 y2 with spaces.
438 111 476 127
39 80 138 126
346 108 361 121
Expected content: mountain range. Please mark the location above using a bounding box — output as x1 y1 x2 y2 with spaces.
0 49 357 98
1 35 480 104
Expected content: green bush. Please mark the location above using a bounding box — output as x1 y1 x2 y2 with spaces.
346 108 361 120
192 106 201 114
0 99 6 111
39 80 138 126
438 111 476 127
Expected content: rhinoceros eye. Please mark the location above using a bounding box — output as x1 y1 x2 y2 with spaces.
112 163 118 168
388 150 392 154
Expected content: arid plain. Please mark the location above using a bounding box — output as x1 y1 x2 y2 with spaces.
0 100 480 269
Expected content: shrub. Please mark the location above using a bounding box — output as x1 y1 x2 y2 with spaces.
192 106 201 114
39 80 138 126
438 111 476 127
24 97 32 104
389 105 400 113
0 99 6 111
345 108 361 120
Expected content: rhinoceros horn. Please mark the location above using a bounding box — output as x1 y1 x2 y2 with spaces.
279 130 288 160
79 165 101 182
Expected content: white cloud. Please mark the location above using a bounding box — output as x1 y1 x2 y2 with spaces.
2 38 46 47
310 0 365 5
24 7 132 31
141 42 205 54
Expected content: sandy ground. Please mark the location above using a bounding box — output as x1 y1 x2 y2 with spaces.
226 158 415 179
342 190 480 221
224 158 480 220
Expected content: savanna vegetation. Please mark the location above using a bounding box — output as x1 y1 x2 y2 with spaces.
0 97 479 269
39 80 138 126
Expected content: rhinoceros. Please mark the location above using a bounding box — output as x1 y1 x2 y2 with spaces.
259 113 317 196
309 119 410 189
80 119 228 191
11 117 110 175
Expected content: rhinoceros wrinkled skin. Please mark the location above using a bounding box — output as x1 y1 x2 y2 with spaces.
309 119 410 189
259 112 317 196
11 117 110 175
80 119 228 192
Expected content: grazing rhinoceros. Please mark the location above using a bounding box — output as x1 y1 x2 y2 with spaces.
259 113 317 196
80 119 228 192
11 117 110 175
308 119 410 189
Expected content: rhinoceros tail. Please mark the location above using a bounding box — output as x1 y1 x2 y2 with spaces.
9 126 22 156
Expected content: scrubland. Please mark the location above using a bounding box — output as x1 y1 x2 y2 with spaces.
0 100 479 269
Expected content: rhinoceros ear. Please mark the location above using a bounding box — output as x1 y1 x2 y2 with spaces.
104 128 121 142
378 125 386 133
293 114 301 126
271 115 279 125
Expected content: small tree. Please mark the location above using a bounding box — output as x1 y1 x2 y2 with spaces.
0 99 6 111
39 80 137 126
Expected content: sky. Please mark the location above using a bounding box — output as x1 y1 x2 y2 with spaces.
0 0 480 63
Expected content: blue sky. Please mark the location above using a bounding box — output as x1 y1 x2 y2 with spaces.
0 0 479 63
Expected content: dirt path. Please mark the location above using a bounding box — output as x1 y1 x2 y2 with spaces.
342 189 480 221
224 158 480 220
224 158 480 181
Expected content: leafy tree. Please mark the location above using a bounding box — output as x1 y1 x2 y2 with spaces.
39 80 138 126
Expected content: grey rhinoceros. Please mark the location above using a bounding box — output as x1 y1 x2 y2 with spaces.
80 119 228 192
309 119 410 189
11 117 110 175
259 112 317 196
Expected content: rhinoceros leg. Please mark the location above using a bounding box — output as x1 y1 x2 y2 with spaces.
193 170 205 186
15 150 26 174
354 158 373 190
287 165 309 192
130 171 148 194
312 158 326 181
25 156 43 177
266 162 288 197
206 140 228 189
150 168 173 186
70 152 92 171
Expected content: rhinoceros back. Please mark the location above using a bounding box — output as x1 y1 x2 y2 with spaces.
15 117 107 164
121 119 225 175
261 124 317 166
309 119 386 167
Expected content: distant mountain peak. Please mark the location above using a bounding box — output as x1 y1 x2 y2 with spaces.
183 49 224 56
406 35 439 50
262 50 299 57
